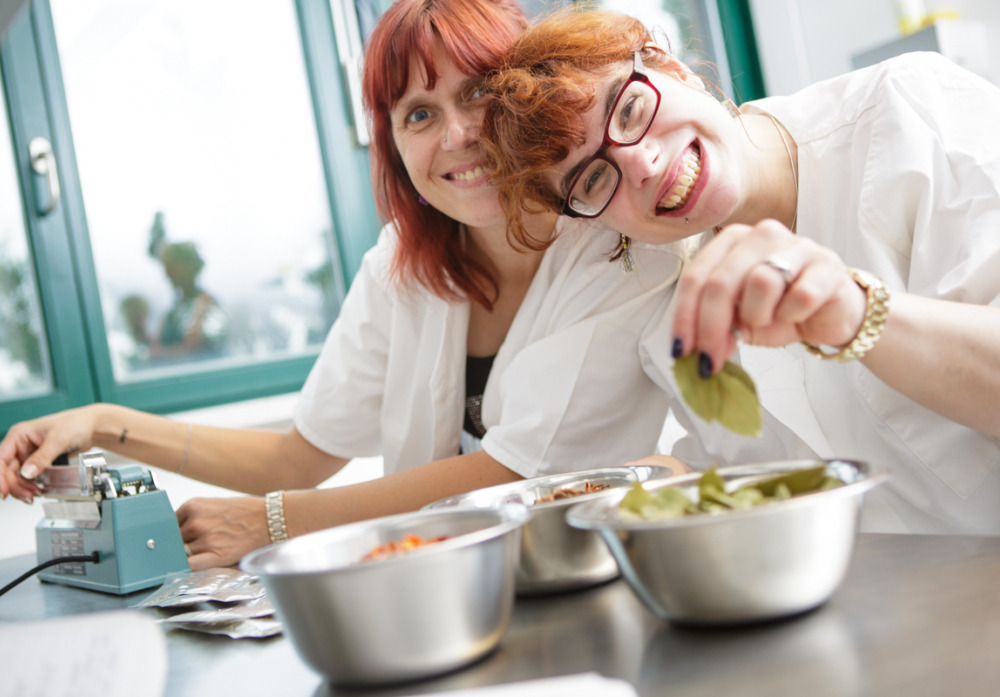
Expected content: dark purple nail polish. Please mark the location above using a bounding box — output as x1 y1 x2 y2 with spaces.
698 352 713 379
671 337 683 359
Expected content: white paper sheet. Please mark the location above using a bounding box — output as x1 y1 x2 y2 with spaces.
0 610 167 697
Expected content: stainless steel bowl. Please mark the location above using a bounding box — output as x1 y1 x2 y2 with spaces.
425 466 673 595
566 459 887 625
241 505 529 686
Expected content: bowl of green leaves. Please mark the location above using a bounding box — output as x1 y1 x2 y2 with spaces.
565 459 887 625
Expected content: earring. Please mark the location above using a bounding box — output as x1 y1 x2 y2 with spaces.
620 234 635 273
417 195 429 206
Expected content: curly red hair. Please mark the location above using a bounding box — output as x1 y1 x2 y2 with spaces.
362 0 527 308
481 10 677 250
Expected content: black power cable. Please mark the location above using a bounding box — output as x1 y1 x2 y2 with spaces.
0 551 101 597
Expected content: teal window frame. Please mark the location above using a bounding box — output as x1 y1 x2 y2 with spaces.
0 0 378 431
1 3 94 423
716 0 765 103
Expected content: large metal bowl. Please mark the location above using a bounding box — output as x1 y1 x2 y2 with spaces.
240 505 529 686
425 465 673 595
566 459 887 625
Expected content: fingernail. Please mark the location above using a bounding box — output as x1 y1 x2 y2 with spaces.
21 463 39 479
671 337 683 359
698 352 713 379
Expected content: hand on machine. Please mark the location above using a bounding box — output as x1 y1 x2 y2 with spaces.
3 450 191 596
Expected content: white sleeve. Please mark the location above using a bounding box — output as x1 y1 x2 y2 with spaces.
864 52 1000 305
480 225 685 477
293 228 395 458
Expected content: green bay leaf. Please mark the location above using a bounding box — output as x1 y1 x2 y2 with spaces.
619 481 655 515
673 353 762 438
716 362 763 437
673 353 716 422
737 465 827 497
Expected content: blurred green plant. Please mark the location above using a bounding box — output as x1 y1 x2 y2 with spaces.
303 229 342 343
0 244 44 383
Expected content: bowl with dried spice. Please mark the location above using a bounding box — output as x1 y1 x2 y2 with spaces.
426 465 674 595
241 504 529 686
566 459 887 625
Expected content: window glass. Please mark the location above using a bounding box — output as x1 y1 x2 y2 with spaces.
601 0 734 99
0 81 52 398
354 0 395 42
50 0 341 382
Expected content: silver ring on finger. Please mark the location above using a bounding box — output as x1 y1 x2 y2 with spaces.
759 255 795 287
184 543 193 557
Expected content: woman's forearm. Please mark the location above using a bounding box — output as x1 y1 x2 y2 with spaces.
176 449 524 569
862 293 1000 437
282 450 524 536
89 404 347 495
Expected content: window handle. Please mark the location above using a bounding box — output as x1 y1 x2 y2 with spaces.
29 137 61 216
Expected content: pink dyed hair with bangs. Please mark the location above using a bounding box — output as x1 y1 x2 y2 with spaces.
361 0 528 309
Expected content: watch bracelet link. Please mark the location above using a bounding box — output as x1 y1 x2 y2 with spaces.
803 268 891 363
264 490 289 544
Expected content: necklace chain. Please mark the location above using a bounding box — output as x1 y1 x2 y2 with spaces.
765 112 798 232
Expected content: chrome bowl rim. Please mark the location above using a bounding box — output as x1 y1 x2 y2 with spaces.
241 503 530 578
566 459 888 532
424 465 672 512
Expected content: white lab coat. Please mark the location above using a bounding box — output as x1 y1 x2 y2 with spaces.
296 216 686 479
644 52 1000 535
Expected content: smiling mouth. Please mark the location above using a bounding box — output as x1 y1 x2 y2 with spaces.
447 166 485 182
658 145 702 211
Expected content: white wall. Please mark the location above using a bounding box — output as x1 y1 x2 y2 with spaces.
749 0 1000 95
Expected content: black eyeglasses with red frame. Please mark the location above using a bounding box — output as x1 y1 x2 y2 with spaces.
561 51 662 219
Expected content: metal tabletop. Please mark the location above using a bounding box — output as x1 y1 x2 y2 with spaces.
1 532 997 697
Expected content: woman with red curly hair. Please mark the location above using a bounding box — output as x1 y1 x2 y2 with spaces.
482 8 1000 535
0 0 682 568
